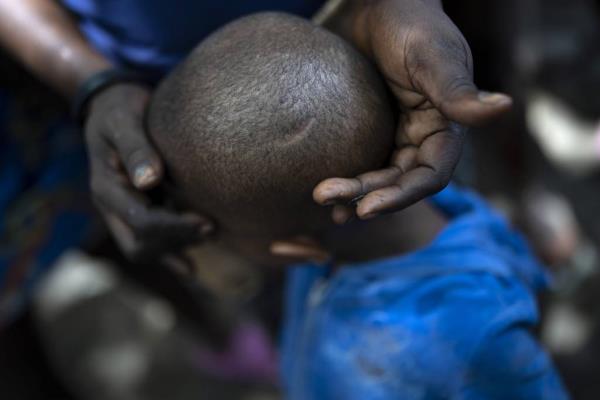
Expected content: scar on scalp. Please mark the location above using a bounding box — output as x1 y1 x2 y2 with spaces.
277 117 316 147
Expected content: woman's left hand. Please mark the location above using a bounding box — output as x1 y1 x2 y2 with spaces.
314 0 512 222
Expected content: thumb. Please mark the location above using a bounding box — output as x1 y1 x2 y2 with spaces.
109 113 164 190
416 45 512 127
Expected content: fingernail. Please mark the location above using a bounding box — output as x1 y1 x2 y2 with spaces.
134 164 158 188
478 92 512 106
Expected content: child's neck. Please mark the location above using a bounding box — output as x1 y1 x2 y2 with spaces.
320 200 447 265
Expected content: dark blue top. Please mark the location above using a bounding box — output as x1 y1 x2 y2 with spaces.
61 0 324 74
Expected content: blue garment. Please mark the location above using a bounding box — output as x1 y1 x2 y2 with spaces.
61 0 325 75
281 185 568 400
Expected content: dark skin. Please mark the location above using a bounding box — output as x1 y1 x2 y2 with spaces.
188 199 447 270
0 0 511 259
316 0 512 222
0 0 211 260
84 84 212 259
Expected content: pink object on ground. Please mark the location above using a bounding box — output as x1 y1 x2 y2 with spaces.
192 320 280 385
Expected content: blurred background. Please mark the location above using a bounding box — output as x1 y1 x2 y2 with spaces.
1 0 600 399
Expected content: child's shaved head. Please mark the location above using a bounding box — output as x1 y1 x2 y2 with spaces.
148 12 394 256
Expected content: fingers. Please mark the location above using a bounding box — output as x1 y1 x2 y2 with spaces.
313 146 421 209
357 128 463 218
88 142 212 260
355 167 443 218
112 119 163 190
102 96 163 190
313 167 402 205
86 83 163 190
84 84 212 259
314 120 463 220
100 201 210 260
436 85 512 128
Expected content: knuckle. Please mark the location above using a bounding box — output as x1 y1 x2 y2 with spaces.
108 107 132 125
124 147 152 169
441 75 474 99
105 108 134 141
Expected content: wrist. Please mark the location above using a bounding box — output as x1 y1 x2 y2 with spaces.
73 68 151 126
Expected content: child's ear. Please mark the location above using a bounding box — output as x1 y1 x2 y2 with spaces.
269 236 331 264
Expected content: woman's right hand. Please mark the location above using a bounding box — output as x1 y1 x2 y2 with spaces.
0 0 212 261
85 83 214 260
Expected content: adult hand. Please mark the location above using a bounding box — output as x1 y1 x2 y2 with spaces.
85 83 213 260
314 0 512 223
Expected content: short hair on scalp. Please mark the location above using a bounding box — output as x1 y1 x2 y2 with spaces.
148 12 394 238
